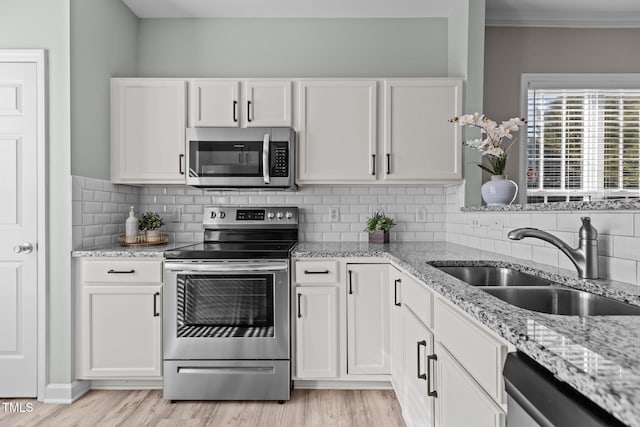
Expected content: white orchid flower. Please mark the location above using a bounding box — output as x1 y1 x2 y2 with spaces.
482 146 504 157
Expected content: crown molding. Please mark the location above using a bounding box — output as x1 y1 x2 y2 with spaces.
486 14 640 28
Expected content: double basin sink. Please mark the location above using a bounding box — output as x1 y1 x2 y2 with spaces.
431 265 640 316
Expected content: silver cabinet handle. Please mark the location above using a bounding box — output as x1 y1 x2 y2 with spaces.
13 242 33 254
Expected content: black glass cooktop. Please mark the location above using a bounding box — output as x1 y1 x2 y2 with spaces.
165 241 298 259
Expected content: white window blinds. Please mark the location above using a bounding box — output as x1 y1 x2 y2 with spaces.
526 88 640 203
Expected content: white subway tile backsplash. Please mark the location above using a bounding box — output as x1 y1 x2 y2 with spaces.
590 213 634 236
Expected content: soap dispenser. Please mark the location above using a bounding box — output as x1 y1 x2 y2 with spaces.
125 206 138 243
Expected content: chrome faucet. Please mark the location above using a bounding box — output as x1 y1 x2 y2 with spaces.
508 217 599 279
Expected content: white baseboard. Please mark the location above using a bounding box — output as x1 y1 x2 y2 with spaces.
89 379 163 390
44 380 90 404
294 380 392 390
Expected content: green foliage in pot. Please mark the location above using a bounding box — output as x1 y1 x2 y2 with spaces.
138 211 164 231
364 210 396 233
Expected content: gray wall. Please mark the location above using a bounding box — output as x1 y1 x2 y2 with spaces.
71 0 139 180
0 0 72 389
483 27 640 202
136 18 448 77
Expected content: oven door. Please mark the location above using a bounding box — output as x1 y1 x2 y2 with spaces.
164 260 290 360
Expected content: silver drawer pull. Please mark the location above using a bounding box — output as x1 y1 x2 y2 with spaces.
177 367 275 375
107 269 135 274
304 270 330 274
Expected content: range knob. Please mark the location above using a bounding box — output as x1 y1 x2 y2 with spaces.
219 211 226 219
267 211 276 220
210 211 217 219
276 211 284 220
285 211 293 219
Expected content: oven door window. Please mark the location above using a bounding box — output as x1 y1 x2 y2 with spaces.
189 141 263 177
177 274 274 338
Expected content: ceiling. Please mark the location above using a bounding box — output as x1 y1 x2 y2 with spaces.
122 0 640 27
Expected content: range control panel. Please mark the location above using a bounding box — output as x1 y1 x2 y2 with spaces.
203 206 298 227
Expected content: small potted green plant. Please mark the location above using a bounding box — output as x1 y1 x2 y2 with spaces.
364 210 396 243
138 211 164 243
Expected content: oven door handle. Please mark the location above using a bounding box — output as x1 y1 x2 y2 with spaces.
165 262 288 272
262 133 270 184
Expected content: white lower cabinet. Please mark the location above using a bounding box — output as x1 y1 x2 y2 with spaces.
402 308 436 427
435 342 506 427
346 264 390 375
295 286 338 378
75 258 163 379
389 267 404 401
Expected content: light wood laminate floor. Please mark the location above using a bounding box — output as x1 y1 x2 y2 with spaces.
0 389 405 427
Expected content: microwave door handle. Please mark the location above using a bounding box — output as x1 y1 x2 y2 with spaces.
263 133 270 184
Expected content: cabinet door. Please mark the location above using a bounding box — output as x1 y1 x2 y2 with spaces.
435 342 506 427
346 264 390 375
403 308 435 427
244 80 292 127
297 80 377 183
383 79 462 182
78 285 162 378
390 268 405 403
190 80 240 127
295 286 338 378
111 79 186 184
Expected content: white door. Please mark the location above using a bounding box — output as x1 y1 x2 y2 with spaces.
297 80 378 183
346 264 390 375
383 79 462 182
243 80 292 127
189 80 240 127
0 59 39 397
295 286 338 378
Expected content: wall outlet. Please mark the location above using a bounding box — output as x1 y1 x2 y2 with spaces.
329 206 340 222
416 207 427 222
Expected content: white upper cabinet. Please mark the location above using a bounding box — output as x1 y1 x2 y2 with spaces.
111 79 186 184
189 79 292 128
383 79 462 182
297 80 378 184
243 80 292 127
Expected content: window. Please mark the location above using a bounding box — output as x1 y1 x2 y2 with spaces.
523 75 640 203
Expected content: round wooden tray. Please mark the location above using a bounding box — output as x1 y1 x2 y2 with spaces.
118 233 169 247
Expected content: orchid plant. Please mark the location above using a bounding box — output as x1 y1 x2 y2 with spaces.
449 113 526 176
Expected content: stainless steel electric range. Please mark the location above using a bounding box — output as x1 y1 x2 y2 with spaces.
163 206 298 402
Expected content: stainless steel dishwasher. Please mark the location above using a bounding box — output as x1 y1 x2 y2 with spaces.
503 352 626 427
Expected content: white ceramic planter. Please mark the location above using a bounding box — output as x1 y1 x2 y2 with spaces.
481 175 518 206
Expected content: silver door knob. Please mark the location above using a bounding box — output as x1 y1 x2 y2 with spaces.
14 242 33 254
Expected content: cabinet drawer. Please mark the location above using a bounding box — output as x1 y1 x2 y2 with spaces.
434 299 507 404
402 274 433 329
82 259 163 284
295 260 339 283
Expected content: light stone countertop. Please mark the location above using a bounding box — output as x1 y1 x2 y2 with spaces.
293 241 640 427
71 241 198 258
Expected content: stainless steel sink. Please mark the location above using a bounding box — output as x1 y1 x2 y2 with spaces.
480 287 640 316
433 266 553 287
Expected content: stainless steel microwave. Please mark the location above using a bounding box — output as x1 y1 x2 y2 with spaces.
186 127 296 190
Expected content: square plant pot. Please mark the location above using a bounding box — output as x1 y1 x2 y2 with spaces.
368 230 389 243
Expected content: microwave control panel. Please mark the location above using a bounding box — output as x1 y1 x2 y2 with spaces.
271 143 289 177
